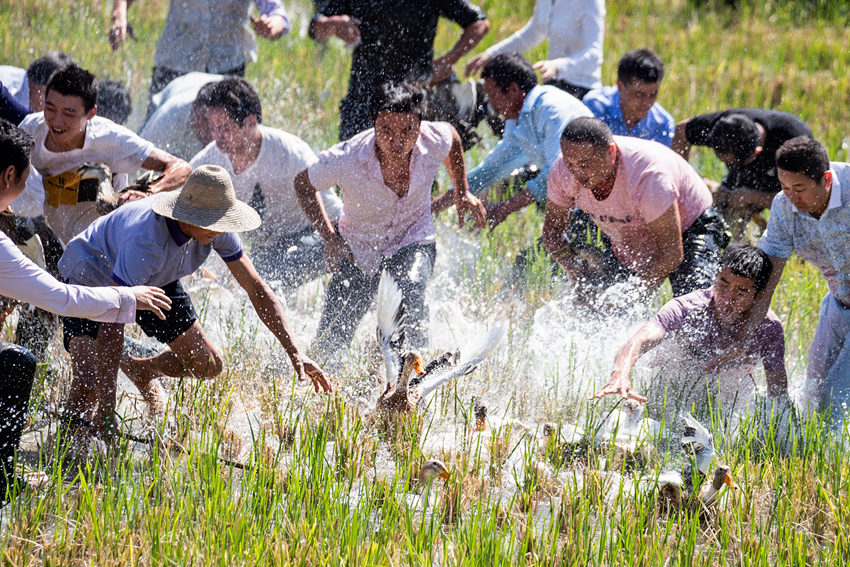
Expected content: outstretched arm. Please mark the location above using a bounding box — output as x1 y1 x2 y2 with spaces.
140 148 192 194
294 168 352 271
226 254 333 394
591 321 665 402
442 125 486 229
431 19 490 85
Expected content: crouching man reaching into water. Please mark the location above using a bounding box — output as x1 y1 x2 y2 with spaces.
295 83 486 358
543 118 727 300
592 243 789 420
59 165 332 439
0 119 171 505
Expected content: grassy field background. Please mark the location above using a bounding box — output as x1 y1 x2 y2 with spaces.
1 0 849 564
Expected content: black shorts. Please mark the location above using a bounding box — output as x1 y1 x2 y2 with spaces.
62 280 197 351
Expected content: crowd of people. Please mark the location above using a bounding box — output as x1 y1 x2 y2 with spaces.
0 0 845 507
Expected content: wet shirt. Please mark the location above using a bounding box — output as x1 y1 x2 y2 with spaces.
154 0 290 73
190 125 343 242
307 121 453 275
314 0 485 94
0 231 136 323
139 72 224 162
18 113 154 244
759 162 850 304
684 108 812 194
583 86 675 147
652 287 785 373
483 0 604 89
59 197 243 288
548 136 712 273
466 85 593 203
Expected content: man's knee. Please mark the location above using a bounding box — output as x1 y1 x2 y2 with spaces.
186 347 223 379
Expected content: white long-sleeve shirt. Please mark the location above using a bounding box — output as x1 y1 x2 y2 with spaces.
485 0 605 89
0 232 136 322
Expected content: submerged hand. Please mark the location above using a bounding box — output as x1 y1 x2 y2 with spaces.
293 355 334 394
532 60 559 83
131 286 172 320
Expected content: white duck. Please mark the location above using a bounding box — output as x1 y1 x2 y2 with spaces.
374 270 508 417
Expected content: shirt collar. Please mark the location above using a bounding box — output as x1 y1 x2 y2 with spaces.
827 169 842 211
519 85 545 118
165 216 191 246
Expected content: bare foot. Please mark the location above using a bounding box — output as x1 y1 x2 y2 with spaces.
124 366 169 415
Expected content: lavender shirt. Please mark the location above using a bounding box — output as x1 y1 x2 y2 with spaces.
307 121 453 275
651 287 785 373
59 197 243 287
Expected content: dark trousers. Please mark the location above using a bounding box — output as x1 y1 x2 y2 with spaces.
314 243 436 357
545 79 592 101
0 342 36 507
252 227 327 290
567 208 728 297
338 90 373 142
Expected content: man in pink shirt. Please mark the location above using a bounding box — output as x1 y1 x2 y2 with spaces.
543 117 727 299
295 83 485 357
0 119 170 506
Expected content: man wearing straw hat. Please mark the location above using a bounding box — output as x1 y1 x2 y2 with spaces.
59 165 332 439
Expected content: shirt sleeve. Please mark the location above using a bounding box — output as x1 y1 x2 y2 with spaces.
213 232 244 263
553 6 605 84
633 169 678 224
307 143 347 193
546 157 577 208
437 0 487 28
0 81 32 125
758 317 786 373
465 136 530 196
112 238 167 286
485 1 545 57
651 296 687 334
758 195 795 259
110 126 156 175
684 111 725 146
583 91 612 121
654 106 676 148
0 233 135 322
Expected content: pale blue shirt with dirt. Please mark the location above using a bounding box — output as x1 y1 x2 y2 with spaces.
759 162 850 303
583 86 675 147
466 84 592 203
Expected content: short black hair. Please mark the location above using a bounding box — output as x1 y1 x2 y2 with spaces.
708 114 760 164
26 51 75 85
480 53 538 95
617 49 665 84
193 80 221 110
96 80 132 125
776 136 831 182
719 242 773 294
368 83 426 122
205 77 263 126
560 117 614 149
0 118 34 182
45 65 98 112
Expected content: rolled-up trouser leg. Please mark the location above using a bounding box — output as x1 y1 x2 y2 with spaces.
313 259 377 358
382 244 436 351
0 341 37 506
807 293 850 427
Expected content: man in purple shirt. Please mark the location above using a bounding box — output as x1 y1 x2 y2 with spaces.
592 243 788 416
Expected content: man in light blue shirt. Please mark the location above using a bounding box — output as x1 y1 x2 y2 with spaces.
583 49 675 147
432 53 592 228
708 137 850 425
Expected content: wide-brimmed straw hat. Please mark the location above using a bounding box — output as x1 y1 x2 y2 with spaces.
152 165 261 233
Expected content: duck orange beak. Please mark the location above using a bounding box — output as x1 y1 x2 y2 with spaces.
439 470 451 480
723 471 736 490
412 358 425 376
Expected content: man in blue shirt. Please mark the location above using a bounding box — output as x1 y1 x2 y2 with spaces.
583 49 675 147
432 53 592 228
59 165 332 441
708 137 850 425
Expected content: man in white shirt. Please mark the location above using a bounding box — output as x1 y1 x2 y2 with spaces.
139 73 223 161
18 65 191 245
0 51 75 113
190 78 343 288
0 119 171 506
